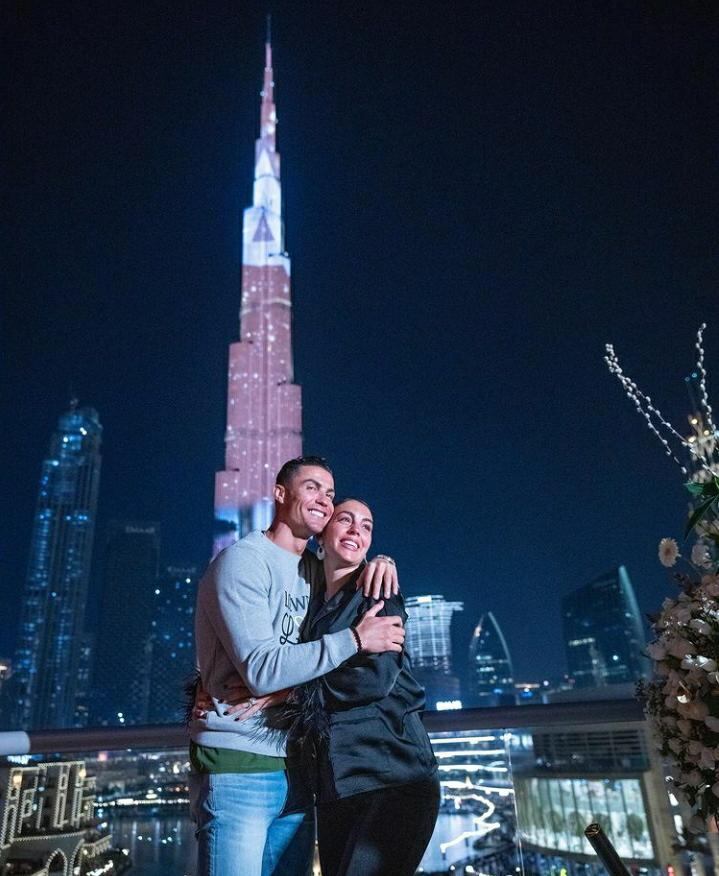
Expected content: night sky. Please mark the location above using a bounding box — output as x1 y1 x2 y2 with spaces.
4 2 719 682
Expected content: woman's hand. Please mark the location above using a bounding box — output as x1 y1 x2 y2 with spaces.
192 684 291 722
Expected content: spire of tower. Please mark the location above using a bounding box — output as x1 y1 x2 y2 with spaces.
260 18 276 147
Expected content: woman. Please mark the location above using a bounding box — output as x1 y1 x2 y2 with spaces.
282 498 440 876
196 499 440 875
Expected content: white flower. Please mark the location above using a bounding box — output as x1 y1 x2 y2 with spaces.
692 542 713 568
686 700 710 720
659 538 680 567
696 656 718 673
647 641 667 660
667 638 697 659
690 618 712 636
677 719 694 737
700 747 716 769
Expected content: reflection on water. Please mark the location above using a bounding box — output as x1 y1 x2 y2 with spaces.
109 816 195 876
109 812 481 875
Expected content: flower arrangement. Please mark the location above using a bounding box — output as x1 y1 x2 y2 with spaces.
606 324 719 828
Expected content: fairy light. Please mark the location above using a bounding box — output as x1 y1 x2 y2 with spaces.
605 344 689 474
605 329 719 477
695 323 716 433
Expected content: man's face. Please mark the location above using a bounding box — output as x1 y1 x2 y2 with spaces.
275 465 335 537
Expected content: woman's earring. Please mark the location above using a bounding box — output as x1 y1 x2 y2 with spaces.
316 543 325 560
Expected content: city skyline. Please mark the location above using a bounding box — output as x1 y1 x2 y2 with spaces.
5 4 719 683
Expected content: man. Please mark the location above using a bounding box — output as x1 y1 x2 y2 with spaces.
189 455 404 876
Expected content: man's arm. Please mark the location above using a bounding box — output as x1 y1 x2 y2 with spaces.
322 595 407 707
201 550 404 696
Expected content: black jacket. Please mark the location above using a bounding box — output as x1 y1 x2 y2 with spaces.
283 576 437 810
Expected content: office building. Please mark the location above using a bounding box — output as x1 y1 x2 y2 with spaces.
562 565 647 689
92 522 160 725
405 594 463 708
148 564 199 724
467 611 515 706
13 403 102 729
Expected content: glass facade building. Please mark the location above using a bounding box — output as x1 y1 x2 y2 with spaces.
562 565 648 689
148 565 199 725
13 404 102 730
405 594 464 708
467 611 515 707
91 522 160 726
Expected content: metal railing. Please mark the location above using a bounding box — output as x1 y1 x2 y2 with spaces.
0 698 644 756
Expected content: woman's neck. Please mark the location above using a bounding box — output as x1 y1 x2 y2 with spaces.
323 559 362 601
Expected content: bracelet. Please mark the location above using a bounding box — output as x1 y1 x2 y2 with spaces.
350 626 363 653
373 554 396 566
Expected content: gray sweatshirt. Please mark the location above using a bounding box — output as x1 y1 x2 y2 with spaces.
190 530 357 756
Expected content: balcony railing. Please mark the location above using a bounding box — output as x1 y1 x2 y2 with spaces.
0 699 697 876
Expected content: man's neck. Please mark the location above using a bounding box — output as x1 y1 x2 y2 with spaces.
264 520 309 557
323 560 362 601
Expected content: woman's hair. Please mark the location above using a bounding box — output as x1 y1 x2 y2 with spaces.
332 496 374 518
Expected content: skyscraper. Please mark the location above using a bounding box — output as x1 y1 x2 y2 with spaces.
467 611 515 707
147 564 199 724
13 403 102 729
214 34 302 555
562 565 647 690
91 522 160 726
405 595 464 708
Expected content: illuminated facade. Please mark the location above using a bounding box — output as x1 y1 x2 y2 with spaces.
562 566 647 689
13 403 102 730
0 760 111 876
405 595 463 708
467 611 515 707
512 723 679 873
214 36 302 555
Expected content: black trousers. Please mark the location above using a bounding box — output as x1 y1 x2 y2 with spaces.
316 775 441 876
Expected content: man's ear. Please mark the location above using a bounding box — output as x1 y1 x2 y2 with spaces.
273 483 286 505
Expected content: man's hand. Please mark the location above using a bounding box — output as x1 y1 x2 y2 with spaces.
357 555 399 599
355 601 405 653
192 684 290 722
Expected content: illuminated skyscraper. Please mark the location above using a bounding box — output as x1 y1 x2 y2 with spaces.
562 566 647 689
467 611 515 707
148 564 199 724
13 403 102 729
405 595 464 708
214 34 302 554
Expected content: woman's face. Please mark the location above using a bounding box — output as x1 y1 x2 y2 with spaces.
321 500 374 566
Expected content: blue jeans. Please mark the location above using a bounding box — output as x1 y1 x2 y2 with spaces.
189 770 315 876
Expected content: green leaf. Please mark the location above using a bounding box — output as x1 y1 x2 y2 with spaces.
685 496 718 539
686 481 706 497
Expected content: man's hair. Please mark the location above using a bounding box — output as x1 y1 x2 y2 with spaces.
275 456 333 488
